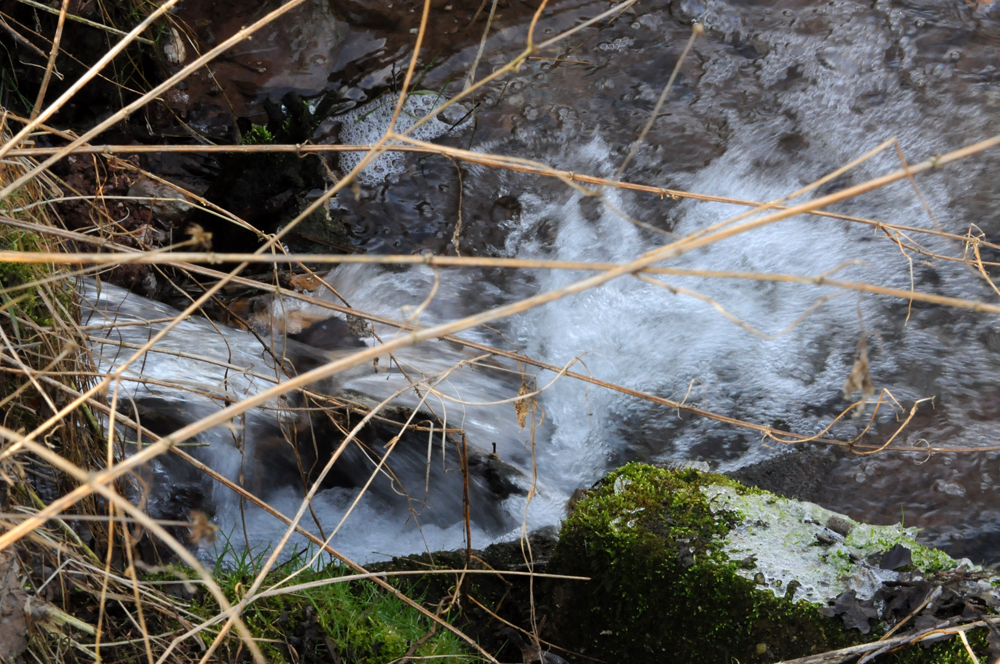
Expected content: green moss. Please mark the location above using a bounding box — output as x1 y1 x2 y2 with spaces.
547 463 994 664
548 463 855 662
180 548 473 663
886 627 992 664
0 228 60 328
242 124 276 145
844 525 956 573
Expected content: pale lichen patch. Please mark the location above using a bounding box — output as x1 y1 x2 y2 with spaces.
702 484 971 605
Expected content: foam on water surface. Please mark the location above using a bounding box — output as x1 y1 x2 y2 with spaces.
335 92 470 186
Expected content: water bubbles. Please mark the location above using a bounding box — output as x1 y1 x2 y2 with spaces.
416 201 435 218
336 92 471 186
597 37 634 53
934 480 966 497
930 63 952 80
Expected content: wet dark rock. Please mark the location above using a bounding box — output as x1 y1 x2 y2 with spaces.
127 176 193 226
817 590 878 634
913 614 953 646
543 463 1000 662
482 527 560 571
725 446 841 505
243 400 518 534
288 316 367 352
490 195 522 225
500 626 569 664
181 91 341 256
881 543 914 570
123 385 519 543
480 452 526 500
827 516 854 538
545 464 865 661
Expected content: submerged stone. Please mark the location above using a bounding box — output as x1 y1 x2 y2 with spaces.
546 463 999 663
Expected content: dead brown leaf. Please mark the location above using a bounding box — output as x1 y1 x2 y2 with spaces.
189 510 218 544
185 223 212 250
843 337 874 417
515 378 534 430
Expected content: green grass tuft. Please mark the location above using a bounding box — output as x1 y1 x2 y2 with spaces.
176 544 474 663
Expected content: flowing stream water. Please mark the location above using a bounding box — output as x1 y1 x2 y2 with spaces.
87 0 1000 563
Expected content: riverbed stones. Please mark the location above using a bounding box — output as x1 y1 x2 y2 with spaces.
545 463 999 663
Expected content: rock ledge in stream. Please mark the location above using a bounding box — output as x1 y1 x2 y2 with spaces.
545 463 1000 663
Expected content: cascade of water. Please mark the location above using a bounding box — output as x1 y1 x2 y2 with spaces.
87 0 1000 561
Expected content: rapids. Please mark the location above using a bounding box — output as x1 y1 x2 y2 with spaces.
88 0 1000 562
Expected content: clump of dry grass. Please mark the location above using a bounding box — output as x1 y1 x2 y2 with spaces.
0 114 186 662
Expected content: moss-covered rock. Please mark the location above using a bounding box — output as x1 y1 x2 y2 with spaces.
546 463 999 663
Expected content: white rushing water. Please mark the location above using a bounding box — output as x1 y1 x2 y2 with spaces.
86 0 1000 561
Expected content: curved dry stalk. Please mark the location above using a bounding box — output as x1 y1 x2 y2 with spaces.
9 194 252 228
422 354 581 408
464 0 500 91
11 0 156 44
776 618 1000 664
636 274 846 340
662 138 904 254
29 0 69 120
260 567 588 593
10 139 1000 255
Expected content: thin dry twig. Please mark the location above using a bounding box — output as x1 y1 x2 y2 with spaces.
29 0 68 120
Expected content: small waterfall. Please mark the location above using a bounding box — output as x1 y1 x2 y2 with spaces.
85 0 1000 561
